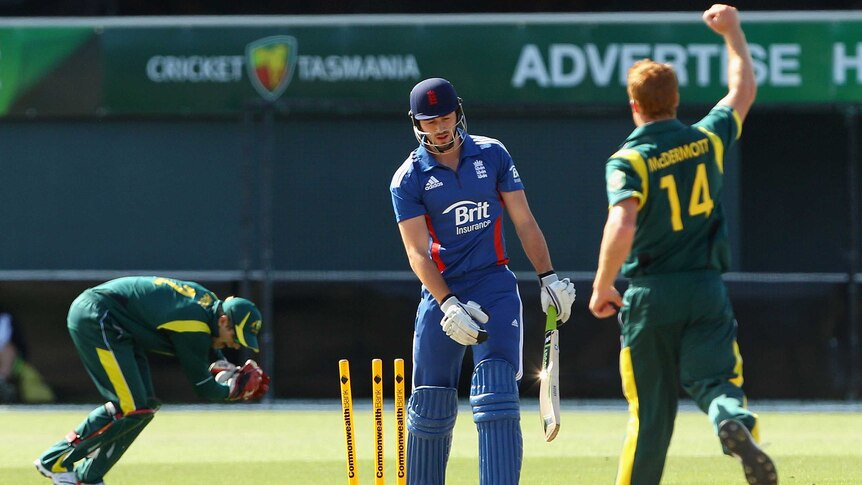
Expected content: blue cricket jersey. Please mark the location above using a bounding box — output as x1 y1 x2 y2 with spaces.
390 132 525 280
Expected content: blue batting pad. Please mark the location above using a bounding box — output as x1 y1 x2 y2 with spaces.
407 386 458 485
470 359 522 485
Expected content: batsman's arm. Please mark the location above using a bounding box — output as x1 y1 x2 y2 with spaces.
590 199 637 318
704 4 756 121
501 189 553 275
503 189 576 322
398 215 454 304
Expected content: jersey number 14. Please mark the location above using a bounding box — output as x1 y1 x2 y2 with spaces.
659 163 714 232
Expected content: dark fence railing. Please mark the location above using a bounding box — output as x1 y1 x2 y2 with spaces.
1 273 855 403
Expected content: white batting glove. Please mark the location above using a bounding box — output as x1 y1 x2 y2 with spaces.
540 272 576 323
439 294 489 345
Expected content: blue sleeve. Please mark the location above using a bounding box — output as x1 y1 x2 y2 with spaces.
390 163 425 223
495 144 525 192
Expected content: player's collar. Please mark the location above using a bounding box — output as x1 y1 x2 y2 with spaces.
414 146 438 172
624 118 686 144
415 130 478 172
460 133 481 157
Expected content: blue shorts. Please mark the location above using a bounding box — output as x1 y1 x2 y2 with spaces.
412 266 524 389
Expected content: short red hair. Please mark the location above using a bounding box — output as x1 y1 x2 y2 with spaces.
627 59 678 119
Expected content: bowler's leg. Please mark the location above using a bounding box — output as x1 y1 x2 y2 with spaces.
615 344 679 485
681 314 777 485
615 287 679 485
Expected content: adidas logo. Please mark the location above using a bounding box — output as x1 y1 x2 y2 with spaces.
425 176 443 191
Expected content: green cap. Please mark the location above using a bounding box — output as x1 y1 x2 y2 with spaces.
221 297 262 352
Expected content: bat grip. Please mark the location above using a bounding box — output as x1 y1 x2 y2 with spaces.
545 306 558 332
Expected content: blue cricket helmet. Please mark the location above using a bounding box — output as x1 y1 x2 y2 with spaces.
408 77 468 152
409 77 461 120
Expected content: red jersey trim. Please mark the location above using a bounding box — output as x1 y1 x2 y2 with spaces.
493 216 509 266
424 214 446 272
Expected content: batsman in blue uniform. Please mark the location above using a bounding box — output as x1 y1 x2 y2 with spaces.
390 78 576 485
33 276 270 485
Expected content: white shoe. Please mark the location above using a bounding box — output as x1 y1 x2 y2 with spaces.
34 459 79 485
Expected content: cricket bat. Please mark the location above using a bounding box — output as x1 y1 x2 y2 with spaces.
539 306 561 442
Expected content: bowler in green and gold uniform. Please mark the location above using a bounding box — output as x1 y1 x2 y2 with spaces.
590 5 777 485
34 276 269 485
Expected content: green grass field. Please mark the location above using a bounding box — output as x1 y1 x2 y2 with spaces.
2 402 860 484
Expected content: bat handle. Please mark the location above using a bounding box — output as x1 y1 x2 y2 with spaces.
545 306 558 332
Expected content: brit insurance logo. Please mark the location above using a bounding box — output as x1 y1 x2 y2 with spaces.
246 36 297 101
442 200 492 236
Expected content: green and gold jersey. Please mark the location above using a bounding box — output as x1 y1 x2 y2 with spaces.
89 276 229 401
605 105 741 277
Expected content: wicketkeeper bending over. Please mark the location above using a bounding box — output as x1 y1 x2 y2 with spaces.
34 276 270 485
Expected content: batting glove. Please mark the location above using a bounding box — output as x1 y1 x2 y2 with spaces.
440 294 489 346
540 271 576 323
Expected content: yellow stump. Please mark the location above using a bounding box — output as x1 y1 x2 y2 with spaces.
372 358 385 484
339 359 359 485
394 358 407 485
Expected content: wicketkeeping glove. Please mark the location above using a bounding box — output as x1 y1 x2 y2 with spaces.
439 294 489 346
540 271 576 323
251 371 271 400
209 359 239 385
226 359 269 401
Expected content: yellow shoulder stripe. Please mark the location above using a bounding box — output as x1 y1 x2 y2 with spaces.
696 127 724 174
157 320 210 333
731 108 743 139
610 148 648 208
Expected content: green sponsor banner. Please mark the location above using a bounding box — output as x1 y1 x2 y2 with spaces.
99 24 426 114
3 15 862 116
0 27 92 115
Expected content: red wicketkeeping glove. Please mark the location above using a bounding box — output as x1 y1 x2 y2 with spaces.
251 371 271 400
227 360 267 401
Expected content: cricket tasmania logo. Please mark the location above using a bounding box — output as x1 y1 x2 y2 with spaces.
246 36 298 101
